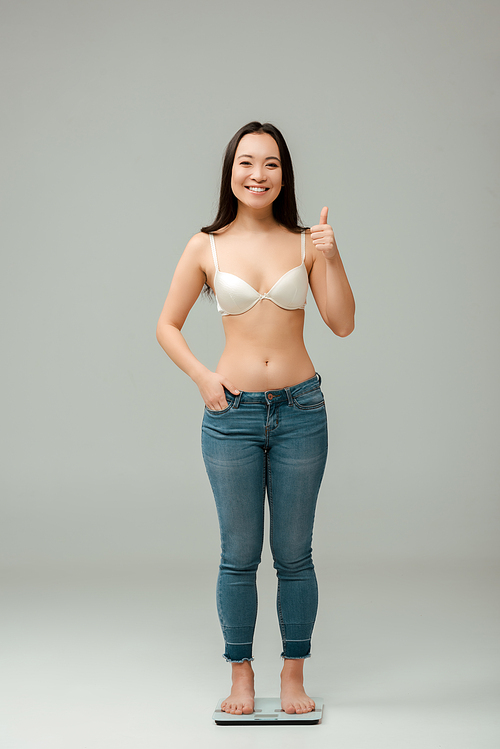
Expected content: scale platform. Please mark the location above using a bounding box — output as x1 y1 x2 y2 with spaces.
213 696 323 725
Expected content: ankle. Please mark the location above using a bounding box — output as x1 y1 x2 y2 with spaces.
281 660 305 681
231 662 254 679
281 671 303 682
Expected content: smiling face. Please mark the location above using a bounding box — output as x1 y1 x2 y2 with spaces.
231 133 283 210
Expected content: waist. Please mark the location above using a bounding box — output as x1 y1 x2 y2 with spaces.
224 373 322 404
216 349 315 391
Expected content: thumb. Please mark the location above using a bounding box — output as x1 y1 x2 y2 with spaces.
320 206 329 224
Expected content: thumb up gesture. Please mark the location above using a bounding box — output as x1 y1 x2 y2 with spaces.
310 207 338 260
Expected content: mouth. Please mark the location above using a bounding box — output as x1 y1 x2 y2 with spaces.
245 186 270 193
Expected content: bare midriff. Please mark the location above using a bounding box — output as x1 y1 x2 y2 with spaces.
216 300 316 392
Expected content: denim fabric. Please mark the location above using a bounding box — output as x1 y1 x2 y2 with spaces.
201 373 328 663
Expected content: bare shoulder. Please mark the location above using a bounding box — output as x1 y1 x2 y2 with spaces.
183 231 211 255
179 231 212 268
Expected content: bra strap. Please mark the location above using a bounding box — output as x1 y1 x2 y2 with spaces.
209 233 219 272
301 230 306 261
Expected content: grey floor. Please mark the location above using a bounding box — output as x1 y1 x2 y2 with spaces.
2 558 499 749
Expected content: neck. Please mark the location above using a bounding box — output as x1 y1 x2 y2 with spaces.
231 203 279 233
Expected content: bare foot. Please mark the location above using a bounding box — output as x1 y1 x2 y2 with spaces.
221 661 255 715
280 659 315 714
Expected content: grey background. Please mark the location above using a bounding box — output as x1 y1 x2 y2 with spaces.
1 1 499 747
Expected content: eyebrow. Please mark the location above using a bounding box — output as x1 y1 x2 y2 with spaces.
238 154 281 162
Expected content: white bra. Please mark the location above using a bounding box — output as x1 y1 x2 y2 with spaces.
209 232 308 316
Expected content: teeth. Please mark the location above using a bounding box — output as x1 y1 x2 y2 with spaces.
248 187 267 192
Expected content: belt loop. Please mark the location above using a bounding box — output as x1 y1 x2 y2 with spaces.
316 372 322 386
285 387 293 406
233 392 242 409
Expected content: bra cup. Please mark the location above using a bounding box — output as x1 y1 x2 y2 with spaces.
267 264 309 309
215 272 261 315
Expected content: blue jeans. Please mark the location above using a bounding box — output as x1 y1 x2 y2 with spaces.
201 373 328 663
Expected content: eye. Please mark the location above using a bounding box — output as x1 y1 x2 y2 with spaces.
239 161 252 166
267 162 280 168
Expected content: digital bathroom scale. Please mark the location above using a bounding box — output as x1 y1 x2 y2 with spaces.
213 697 324 725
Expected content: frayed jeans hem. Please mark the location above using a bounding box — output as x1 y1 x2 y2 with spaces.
223 655 254 663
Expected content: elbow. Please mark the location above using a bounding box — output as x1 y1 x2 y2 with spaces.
156 318 180 348
327 316 355 337
156 318 170 346
325 302 355 337
334 324 355 337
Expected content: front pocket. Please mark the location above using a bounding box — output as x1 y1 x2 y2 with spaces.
292 387 325 410
204 401 233 415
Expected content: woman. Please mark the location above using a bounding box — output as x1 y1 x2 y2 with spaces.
156 121 355 716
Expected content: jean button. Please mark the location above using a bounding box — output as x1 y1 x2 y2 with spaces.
268 394 274 400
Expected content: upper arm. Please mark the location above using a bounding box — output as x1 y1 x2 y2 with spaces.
157 232 209 331
306 232 331 326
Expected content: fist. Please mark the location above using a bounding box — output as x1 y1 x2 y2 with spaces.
310 207 338 259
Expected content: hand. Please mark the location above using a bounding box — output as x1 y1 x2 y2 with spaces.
198 370 240 410
310 207 338 260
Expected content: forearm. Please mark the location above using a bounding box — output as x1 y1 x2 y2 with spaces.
156 322 209 385
324 251 355 336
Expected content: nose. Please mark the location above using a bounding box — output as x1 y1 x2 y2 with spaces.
252 166 266 182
